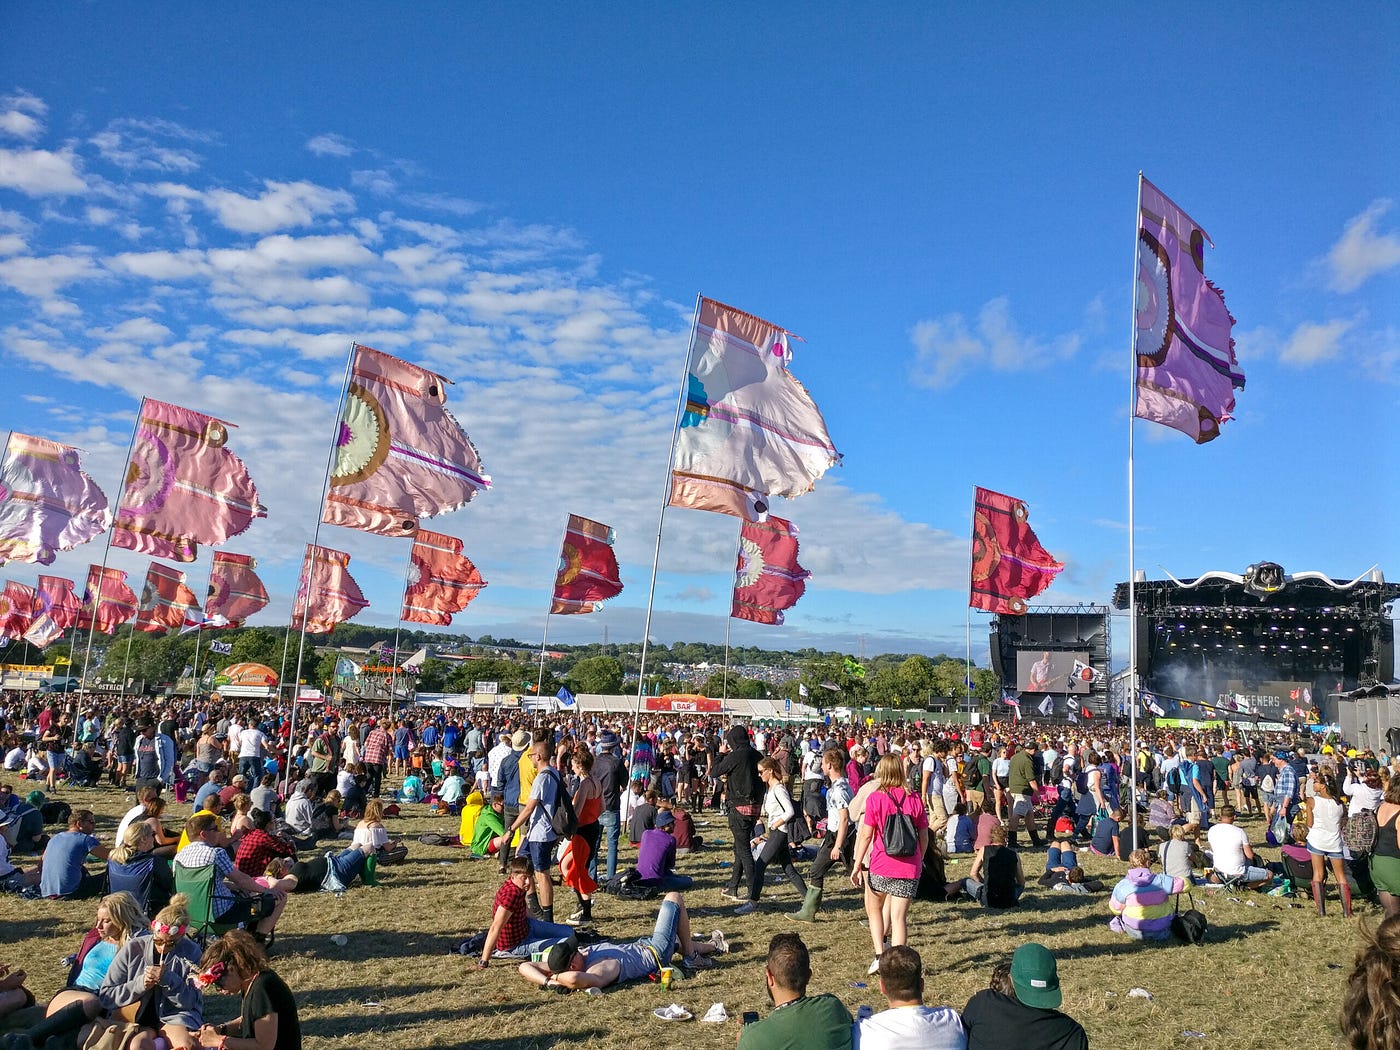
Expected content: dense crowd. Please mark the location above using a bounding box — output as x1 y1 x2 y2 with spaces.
3 687 1400 1049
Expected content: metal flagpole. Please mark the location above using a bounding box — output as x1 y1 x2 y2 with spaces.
722 519 741 706
629 294 704 748
189 624 204 703
1127 171 1145 849
390 542 416 707
285 342 357 793
965 486 977 721
535 613 552 698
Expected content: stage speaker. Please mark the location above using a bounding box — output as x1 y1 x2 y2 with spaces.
988 628 1005 681
1379 621 1395 682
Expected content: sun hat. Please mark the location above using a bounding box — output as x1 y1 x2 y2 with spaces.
599 730 619 749
511 729 530 749
1010 943 1062 1009
655 810 675 828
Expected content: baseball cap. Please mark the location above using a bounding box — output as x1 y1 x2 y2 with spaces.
598 730 619 749
545 938 578 974
1010 943 1062 1009
1274 750 1290 760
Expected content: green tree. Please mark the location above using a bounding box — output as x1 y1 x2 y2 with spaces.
569 655 623 694
227 628 288 676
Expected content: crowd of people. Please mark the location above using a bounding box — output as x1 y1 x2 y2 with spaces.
3 686 1400 1048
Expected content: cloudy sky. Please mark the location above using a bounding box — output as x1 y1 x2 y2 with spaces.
1 6 1397 664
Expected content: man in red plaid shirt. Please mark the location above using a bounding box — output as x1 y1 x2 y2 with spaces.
234 809 298 878
362 720 391 798
473 857 575 968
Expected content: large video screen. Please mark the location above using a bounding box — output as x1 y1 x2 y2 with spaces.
1015 650 1093 695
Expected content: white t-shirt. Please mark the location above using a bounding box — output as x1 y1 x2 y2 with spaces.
238 728 267 759
1206 821 1252 876
854 1004 968 1050
115 803 147 845
353 823 388 850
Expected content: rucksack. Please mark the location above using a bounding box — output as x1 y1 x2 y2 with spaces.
881 790 919 858
1171 892 1208 945
1166 765 1184 793
546 769 579 839
42 800 72 826
1048 755 1065 787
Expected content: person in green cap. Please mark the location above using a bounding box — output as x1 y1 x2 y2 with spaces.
961 943 1087 1050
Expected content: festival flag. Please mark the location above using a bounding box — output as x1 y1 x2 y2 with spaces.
0 433 112 567
969 487 1064 614
557 686 576 708
0 581 36 640
1080 705 1093 720
133 563 202 634
1071 659 1102 684
1001 690 1020 711
208 639 233 656
401 529 487 625
1067 709 1080 725
668 298 841 521
205 552 270 628
1143 691 1167 717
113 399 265 562
1134 177 1244 443
550 514 623 615
323 344 491 537
798 683 809 698
293 544 369 634
843 656 866 680
77 565 138 635
731 515 810 626
1037 695 1055 717
22 575 81 648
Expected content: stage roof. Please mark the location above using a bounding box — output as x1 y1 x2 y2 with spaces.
1114 563 1400 612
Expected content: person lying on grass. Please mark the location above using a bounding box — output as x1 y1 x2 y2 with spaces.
515 891 725 992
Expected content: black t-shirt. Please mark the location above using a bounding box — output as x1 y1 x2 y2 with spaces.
240 970 301 1050
963 989 1087 1050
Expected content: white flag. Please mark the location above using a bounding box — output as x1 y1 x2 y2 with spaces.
1037 695 1054 717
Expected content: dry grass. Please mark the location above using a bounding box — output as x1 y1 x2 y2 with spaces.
0 786 1361 1049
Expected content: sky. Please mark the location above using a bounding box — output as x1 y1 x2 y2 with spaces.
1 4 1397 668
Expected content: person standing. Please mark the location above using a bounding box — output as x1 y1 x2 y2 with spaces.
360 720 390 799
712 725 763 905
791 747 851 922
735 758 807 915
497 737 562 922
1305 771 1351 916
1006 742 1043 849
851 755 929 976
590 730 627 883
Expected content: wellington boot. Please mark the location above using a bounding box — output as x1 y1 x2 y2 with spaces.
1340 880 1354 918
789 886 823 922
362 854 380 887
1311 880 1326 916
24 1000 89 1046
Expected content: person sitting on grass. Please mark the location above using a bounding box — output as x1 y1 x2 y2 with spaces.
39 809 109 900
473 857 578 969
854 945 966 1050
1107 848 1185 941
233 809 297 881
470 794 507 857
962 824 1024 908
97 894 204 1050
961 944 1087 1050
1089 806 1127 860
636 809 691 891
1205 806 1273 890
194 928 302 1050
516 891 725 992
107 821 175 915
737 932 851 1050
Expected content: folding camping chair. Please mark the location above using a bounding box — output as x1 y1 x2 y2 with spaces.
172 861 237 944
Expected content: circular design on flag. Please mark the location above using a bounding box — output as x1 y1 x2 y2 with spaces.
1135 230 1173 366
124 429 176 515
329 383 391 486
59 449 80 470
556 542 582 586
735 536 764 587
203 420 228 448
970 509 1000 584
0 594 12 619
405 553 427 594
35 545 56 566
207 571 229 606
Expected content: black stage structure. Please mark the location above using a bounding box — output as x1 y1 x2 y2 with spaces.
988 605 1111 718
1113 563 1398 724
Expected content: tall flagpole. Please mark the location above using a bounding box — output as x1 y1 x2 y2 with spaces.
722 519 741 708
535 613 552 698
390 542 416 707
285 342 356 792
1127 172 1145 849
965 486 978 722
629 294 704 747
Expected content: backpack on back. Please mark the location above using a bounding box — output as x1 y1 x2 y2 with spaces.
547 769 579 839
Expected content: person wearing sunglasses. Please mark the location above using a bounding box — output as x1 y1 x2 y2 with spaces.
194 929 300 1050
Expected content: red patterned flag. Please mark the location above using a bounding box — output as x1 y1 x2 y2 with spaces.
970 487 1064 615
731 515 810 626
551 515 622 615
0 432 112 566
294 544 369 634
0 581 36 640
114 399 265 562
205 552 269 628
22 575 81 647
78 565 138 635
323 344 491 537
402 529 486 626
133 562 203 634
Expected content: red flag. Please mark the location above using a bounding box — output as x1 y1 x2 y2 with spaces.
969 487 1064 614
731 515 810 626
551 515 622 615
0 581 36 639
78 565 139 635
206 552 269 628
294 544 369 634
133 563 202 634
23 575 81 647
402 529 486 626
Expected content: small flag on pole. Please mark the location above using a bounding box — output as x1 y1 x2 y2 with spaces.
557 687 576 708
1071 659 1102 684
1037 695 1054 717
209 640 233 656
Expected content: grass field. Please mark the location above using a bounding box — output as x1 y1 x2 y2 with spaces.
0 785 1362 1050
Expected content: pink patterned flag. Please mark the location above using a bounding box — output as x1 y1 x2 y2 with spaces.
551 515 623 615
1135 178 1244 443
0 432 112 566
731 515 810 626
132 562 203 634
402 529 486 626
970 487 1064 615
669 298 841 521
205 552 269 628
323 344 491 537
0 581 36 640
113 399 265 563
77 565 139 635
22 575 81 647
294 544 369 634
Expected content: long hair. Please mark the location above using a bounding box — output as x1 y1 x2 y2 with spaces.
1340 916 1400 1050
100 891 148 945
875 754 906 791
110 822 153 865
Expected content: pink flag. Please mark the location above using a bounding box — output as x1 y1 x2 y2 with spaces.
294 544 369 634
402 529 486 625
22 575 80 648
113 399 265 562
323 344 491 537
77 565 139 635
552 515 623 615
205 552 270 628
133 562 203 634
0 432 112 566
1135 178 1244 443
731 515 810 626
0 581 36 640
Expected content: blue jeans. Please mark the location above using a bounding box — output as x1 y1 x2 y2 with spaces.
494 917 576 959
329 846 367 885
963 878 1024 907
643 899 681 968
1044 845 1075 872
239 756 262 783
1047 788 1075 831
595 808 621 882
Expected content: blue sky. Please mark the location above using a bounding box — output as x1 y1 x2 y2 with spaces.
1 5 1397 665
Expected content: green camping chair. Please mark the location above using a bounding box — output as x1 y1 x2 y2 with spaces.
172 860 236 943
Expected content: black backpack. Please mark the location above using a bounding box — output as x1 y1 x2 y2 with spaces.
1171 891 1208 945
546 769 579 839
1048 755 1066 786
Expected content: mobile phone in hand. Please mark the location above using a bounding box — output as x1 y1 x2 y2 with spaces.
742 1011 759 1025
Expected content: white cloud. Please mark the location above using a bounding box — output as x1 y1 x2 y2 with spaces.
306 133 355 158
1279 319 1354 366
909 296 1080 388
0 233 24 255
90 117 211 173
0 91 46 142
0 252 100 298
1327 199 1400 293
0 147 86 195
202 180 355 233
351 169 397 196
